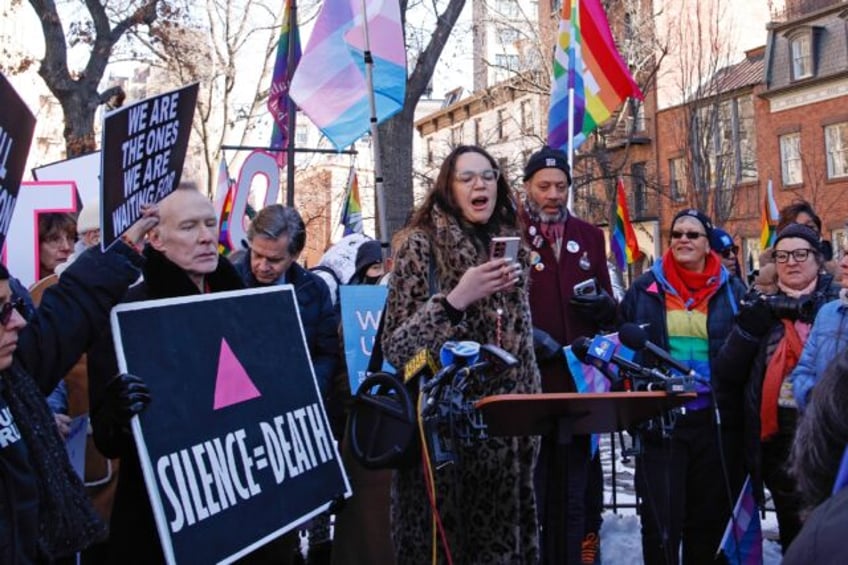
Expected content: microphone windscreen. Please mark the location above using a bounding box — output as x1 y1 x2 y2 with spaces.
571 336 592 363
619 323 648 350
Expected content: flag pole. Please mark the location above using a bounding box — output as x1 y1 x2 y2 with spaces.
566 0 579 214
285 0 299 206
359 0 389 247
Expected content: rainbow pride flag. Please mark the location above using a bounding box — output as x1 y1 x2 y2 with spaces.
548 0 643 151
759 179 778 250
340 168 363 235
268 0 301 167
611 177 641 271
216 160 235 255
290 0 406 150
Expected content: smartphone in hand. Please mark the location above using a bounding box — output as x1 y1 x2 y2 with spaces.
489 236 520 263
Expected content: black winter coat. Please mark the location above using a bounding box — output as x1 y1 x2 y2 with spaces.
712 274 840 504
619 263 747 427
233 253 339 397
1 243 143 563
88 247 244 565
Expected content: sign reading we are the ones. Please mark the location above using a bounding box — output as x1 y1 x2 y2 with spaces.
113 286 350 564
100 83 198 249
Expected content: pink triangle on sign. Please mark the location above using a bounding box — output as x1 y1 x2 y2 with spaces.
213 338 261 410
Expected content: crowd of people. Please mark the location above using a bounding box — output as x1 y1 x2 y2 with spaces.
3 145 848 565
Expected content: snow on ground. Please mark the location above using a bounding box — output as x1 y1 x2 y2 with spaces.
599 434 785 564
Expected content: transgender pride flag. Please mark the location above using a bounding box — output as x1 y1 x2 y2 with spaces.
717 475 763 564
290 0 406 150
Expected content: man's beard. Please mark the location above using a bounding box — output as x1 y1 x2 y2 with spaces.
527 198 567 224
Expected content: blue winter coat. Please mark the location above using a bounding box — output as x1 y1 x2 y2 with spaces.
791 292 848 412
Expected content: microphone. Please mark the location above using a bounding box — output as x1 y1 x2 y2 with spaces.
618 323 696 378
572 336 664 384
571 336 623 387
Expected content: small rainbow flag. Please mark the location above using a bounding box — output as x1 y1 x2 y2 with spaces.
340 168 363 235
759 179 779 250
268 0 301 167
216 160 235 255
611 177 641 272
548 0 643 151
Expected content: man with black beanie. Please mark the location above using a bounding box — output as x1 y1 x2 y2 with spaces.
520 146 616 564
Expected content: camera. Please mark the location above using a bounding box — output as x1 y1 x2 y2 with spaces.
761 293 816 323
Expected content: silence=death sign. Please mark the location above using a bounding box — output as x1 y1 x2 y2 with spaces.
101 83 198 249
112 286 350 564
0 73 36 250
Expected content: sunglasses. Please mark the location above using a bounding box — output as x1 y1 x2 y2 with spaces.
670 231 706 240
0 298 26 326
721 246 739 259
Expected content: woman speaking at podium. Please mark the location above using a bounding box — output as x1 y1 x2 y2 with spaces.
619 209 746 564
381 145 541 564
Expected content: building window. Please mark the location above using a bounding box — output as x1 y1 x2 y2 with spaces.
494 54 520 83
631 162 647 217
779 133 802 185
426 138 434 166
474 119 482 145
450 125 463 146
520 100 533 134
295 124 308 146
669 158 686 201
790 34 813 80
495 0 519 18
825 122 848 179
498 26 520 45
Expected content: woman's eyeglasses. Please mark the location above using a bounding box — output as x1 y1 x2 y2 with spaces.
455 169 500 184
773 249 813 263
0 298 26 325
670 231 706 240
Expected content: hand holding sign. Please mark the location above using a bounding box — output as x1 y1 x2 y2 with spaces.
122 202 160 249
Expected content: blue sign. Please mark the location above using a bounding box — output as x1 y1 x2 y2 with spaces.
339 285 394 394
113 286 351 564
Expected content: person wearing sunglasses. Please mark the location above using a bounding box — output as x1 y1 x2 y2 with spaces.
710 228 741 278
715 223 841 555
619 208 747 564
0 207 157 564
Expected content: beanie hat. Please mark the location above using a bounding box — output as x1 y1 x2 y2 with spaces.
76 200 100 234
523 146 571 183
672 208 714 240
709 228 735 252
350 240 383 282
773 223 821 253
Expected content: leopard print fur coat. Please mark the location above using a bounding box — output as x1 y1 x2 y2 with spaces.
382 206 541 564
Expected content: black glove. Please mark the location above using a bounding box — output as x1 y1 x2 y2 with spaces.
570 289 617 328
92 373 151 452
532 327 563 362
736 293 776 338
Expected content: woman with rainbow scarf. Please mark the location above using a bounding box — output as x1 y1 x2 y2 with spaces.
620 209 747 565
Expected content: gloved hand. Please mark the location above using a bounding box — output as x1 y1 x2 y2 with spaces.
570 289 617 328
92 373 151 453
736 292 776 338
532 327 563 362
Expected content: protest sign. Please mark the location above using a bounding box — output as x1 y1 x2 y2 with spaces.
0 73 36 250
101 83 198 249
217 151 281 251
113 286 350 564
32 151 101 205
4 181 78 287
339 285 393 394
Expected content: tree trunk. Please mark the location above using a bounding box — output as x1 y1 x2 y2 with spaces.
56 86 101 157
377 105 416 239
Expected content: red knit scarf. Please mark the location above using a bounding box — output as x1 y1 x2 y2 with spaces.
661 249 722 308
760 320 804 440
